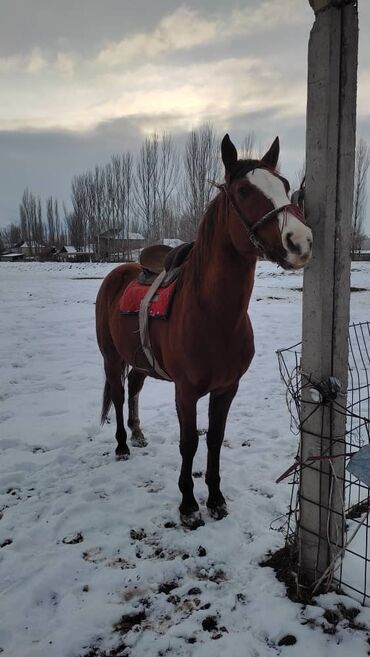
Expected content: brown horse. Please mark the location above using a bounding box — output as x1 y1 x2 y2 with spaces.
96 134 312 528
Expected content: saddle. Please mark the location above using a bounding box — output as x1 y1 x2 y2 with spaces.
120 241 194 382
138 242 194 286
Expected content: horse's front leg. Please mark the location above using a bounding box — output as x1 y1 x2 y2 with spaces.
175 386 203 529
206 383 239 519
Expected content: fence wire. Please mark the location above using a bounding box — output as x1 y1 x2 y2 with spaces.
276 321 370 604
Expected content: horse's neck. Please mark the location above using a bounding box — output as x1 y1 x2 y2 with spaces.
189 201 257 318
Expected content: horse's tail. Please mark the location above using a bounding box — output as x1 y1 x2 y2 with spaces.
101 380 112 425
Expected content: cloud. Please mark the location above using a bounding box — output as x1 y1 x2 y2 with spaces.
0 56 306 134
97 7 218 66
0 48 47 74
96 1 305 68
55 53 75 78
25 48 48 73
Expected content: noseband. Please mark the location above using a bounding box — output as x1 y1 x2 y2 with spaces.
218 182 305 252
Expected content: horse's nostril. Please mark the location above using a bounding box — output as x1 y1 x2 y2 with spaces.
286 232 302 256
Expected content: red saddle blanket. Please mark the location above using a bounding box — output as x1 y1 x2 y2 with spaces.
119 278 177 318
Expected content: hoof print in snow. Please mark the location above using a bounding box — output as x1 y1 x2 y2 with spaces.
164 521 177 529
130 528 146 541
186 637 197 644
138 597 151 609
158 581 178 595
278 635 297 646
188 587 202 595
197 545 207 557
62 532 83 545
182 553 190 560
0 538 12 548
202 616 218 632
114 611 146 635
236 593 246 604
193 470 203 478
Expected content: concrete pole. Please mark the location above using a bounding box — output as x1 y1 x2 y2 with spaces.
299 1 358 584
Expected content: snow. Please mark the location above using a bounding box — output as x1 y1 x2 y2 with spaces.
0 260 370 657
162 239 184 248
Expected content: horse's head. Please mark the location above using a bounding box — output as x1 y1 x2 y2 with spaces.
221 134 312 270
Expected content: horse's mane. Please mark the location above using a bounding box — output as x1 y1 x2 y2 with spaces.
178 158 268 292
177 194 224 292
228 159 263 181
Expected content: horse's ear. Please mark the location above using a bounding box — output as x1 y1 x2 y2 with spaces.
221 134 238 172
261 137 280 169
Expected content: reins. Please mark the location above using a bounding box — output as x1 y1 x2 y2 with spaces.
214 181 305 253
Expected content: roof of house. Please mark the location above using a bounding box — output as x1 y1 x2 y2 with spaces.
1 252 24 259
60 246 77 254
162 238 184 248
100 229 145 240
20 241 44 248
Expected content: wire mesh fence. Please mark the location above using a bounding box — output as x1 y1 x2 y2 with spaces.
276 321 370 604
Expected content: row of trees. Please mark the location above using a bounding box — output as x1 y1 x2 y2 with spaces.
0 125 368 257
1 124 225 255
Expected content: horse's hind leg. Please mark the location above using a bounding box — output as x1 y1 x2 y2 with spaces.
128 369 147 448
206 383 238 519
104 358 129 460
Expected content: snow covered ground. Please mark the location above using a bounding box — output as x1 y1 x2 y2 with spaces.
0 260 370 657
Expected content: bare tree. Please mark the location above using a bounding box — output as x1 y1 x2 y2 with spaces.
54 199 61 245
157 134 178 238
134 132 178 241
121 152 134 257
182 123 221 238
0 223 21 251
135 133 160 239
46 197 55 245
352 138 370 257
240 132 256 159
18 190 45 255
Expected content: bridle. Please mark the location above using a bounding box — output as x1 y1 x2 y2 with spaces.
217 178 305 252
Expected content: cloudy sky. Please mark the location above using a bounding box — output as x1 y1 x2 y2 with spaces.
1 0 370 231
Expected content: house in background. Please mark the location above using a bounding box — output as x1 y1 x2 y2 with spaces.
0 252 24 262
98 229 145 260
161 238 184 248
58 245 77 261
353 236 370 261
18 241 44 258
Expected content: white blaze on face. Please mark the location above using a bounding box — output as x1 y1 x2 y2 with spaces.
246 169 313 269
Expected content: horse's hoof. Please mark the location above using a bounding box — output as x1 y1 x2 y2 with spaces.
115 448 130 461
207 503 228 520
131 431 147 448
180 510 205 530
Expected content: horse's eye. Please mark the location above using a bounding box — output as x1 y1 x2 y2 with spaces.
238 186 251 199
